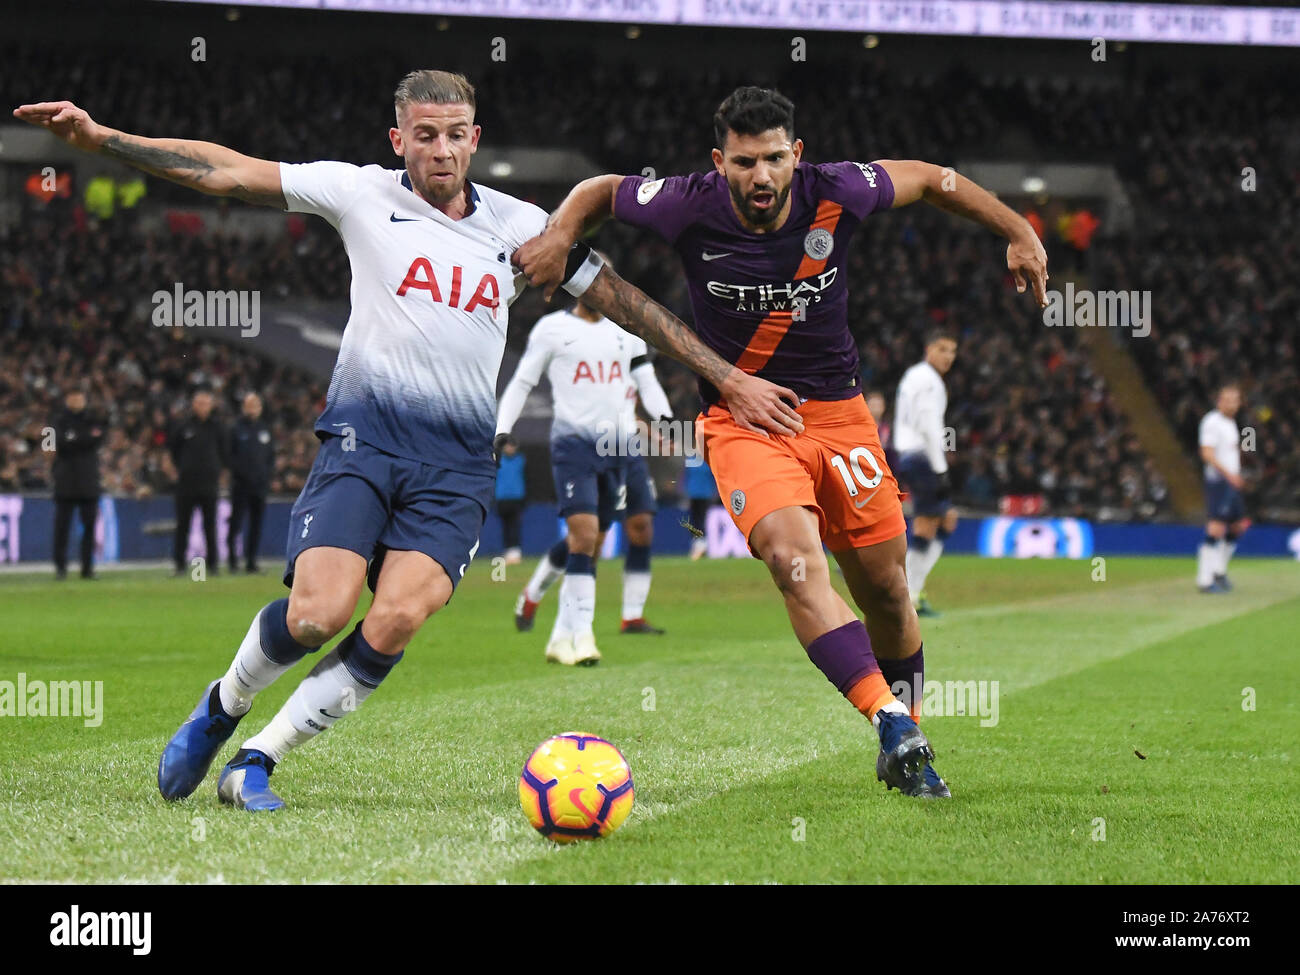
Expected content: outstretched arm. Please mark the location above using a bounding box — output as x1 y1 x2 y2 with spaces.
12 100 285 207
514 175 622 299
875 160 1049 307
579 265 804 437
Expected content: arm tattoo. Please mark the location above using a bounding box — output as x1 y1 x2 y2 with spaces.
100 135 216 182
582 266 733 389
99 135 282 206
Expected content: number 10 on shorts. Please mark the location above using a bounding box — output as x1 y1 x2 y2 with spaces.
830 447 884 497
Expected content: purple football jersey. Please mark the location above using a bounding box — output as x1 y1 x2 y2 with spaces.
613 160 894 405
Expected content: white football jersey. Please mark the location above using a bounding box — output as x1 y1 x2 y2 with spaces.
279 161 599 475
497 309 650 445
1199 409 1241 481
893 361 949 473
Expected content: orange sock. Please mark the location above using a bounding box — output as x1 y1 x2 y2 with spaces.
846 672 897 721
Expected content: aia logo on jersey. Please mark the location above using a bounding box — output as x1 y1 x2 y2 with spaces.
573 360 624 384
396 257 500 318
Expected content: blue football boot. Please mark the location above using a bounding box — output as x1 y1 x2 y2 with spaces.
917 760 952 799
158 680 242 801
875 710 937 797
217 748 285 812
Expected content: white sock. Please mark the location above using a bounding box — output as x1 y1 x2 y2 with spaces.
242 648 374 764
870 699 910 732
905 543 932 602
1196 542 1219 587
923 538 945 586
560 573 596 637
219 609 298 717
1218 540 1237 577
525 554 565 603
622 570 651 621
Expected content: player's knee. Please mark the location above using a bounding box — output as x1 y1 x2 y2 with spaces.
762 542 824 594
367 599 433 646
626 515 652 546
860 561 911 614
285 595 351 647
567 525 599 555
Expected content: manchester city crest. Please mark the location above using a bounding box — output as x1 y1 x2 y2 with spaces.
730 489 746 515
804 227 834 261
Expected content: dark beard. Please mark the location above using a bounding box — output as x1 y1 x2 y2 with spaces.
729 180 791 228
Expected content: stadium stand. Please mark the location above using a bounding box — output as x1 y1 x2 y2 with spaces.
2 25 1294 521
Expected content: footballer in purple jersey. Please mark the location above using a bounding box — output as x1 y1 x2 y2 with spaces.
611 158 894 406
518 86 1048 799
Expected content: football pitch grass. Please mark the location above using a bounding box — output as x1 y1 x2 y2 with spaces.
2 554 1296 885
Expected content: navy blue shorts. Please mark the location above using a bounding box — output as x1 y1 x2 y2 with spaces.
551 436 626 530
623 453 658 517
283 434 494 592
895 452 951 517
1205 479 1246 523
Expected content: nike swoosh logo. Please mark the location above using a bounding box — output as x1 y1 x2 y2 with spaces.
564 339 578 345
319 708 344 719
569 788 598 820
390 213 419 222
854 488 882 509
701 251 734 262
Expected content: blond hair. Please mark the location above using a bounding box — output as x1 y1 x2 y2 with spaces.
394 70 476 121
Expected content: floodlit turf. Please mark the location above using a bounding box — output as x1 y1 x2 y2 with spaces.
1 554 1297 884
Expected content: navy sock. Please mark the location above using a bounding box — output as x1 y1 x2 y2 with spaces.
566 552 595 576
336 621 403 690
877 644 924 715
547 539 568 569
259 597 318 664
909 535 932 554
625 543 651 573
936 526 951 543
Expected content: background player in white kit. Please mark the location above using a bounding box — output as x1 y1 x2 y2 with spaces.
496 296 675 664
1197 383 1250 593
893 330 959 617
15 71 801 810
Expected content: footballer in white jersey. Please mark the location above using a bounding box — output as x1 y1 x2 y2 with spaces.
1196 383 1250 593
498 301 675 659
893 330 959 616
18 70 799 811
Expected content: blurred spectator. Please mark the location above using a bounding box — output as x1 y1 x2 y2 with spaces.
495 436 526 564
169 388 226 577
50 388 103 579
227 392 274 574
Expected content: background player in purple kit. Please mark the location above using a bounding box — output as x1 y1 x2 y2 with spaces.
519 86 1049 798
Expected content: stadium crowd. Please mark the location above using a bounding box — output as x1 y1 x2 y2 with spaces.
0 210 331 496
1 38 1293 520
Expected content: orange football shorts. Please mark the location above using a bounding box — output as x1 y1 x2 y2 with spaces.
696 395 906 552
